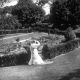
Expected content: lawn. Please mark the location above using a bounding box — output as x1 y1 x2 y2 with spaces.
0 32 64 53
0 32 80 80
0 48 80 80
0 32 65 67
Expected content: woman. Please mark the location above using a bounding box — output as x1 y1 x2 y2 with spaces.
28 40 53 65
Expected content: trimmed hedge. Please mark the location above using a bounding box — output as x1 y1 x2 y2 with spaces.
42 38 80 59
0 46 31 67
1 38 80 67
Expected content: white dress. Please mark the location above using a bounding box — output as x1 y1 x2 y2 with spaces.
28 40 44 65
32 48 44 64
28 40 53 65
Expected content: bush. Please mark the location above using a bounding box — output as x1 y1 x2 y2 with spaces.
11 0 45 28
42 38 80 59
0 15 21 30
50 0 80 30
0 46 31 67
42 44 51 59
65 27 76 41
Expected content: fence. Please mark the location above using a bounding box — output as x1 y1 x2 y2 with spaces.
0 27 55 35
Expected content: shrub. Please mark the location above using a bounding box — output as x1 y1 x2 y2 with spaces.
42 44 51 59
11 0 45 28
0 46 31 67
42 38 80 59
50 0 80 30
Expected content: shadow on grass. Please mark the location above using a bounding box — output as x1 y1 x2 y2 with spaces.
59 69 80 80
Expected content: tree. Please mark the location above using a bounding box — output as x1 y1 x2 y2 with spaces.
49 0 80 30
0 15 21 30
11 0 45 28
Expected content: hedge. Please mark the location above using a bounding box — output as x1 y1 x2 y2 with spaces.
0 38 80 67
42 38 80 59
0 46 31 67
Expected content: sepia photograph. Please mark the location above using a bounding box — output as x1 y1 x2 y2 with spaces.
0 0 80 80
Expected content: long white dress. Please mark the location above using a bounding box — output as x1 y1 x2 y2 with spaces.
28 40 45 65
28 40 53 65
32 48 45 64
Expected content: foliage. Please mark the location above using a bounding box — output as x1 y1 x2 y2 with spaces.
53 27 76 41
64 27 76 41
0 15 21 30
50 0 80 30
11 0 45 28
42 38 80 59
0 46 31 67
0 0 45 30
42 44 51 59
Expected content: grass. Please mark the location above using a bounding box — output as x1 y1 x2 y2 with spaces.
0 49 80 80
0 42 17 53
0 32 65 67
0 32 80 67
0 32 64 53
0 33 80 80
59 69 80 80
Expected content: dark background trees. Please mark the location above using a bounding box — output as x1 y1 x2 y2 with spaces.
0 0 45 30
49 0 80 30
0 0 80 34
11 0 45 29
0 14 21 30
